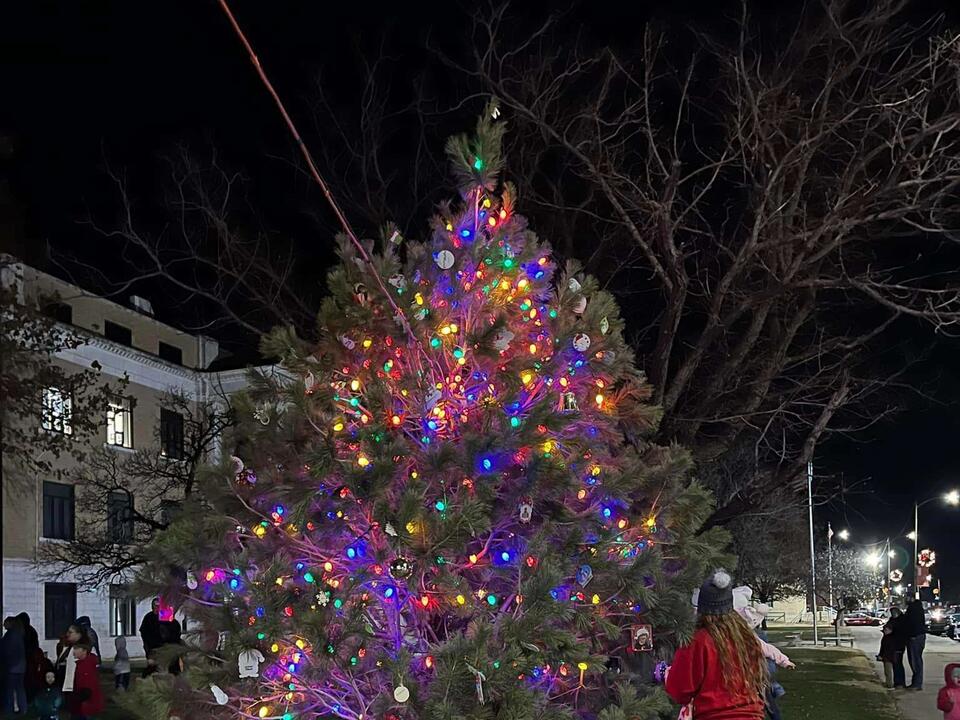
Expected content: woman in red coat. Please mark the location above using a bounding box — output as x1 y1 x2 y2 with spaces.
665 569 767 720
68 643 104 720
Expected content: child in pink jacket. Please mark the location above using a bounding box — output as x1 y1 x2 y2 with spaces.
938 663 960 720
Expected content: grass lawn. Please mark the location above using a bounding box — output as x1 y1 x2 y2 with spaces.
778 647 901 720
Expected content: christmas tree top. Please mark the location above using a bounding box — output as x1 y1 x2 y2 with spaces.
134 101 726 720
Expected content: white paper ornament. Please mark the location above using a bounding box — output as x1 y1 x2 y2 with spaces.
519 497 533 524
435 250 456 270
493 328 515 352
339 335 356 350
253 403 271 425
315 590 331 607
304 371 318 394
354 283 370 306
210 684 229 705
384 522 398 537
388 229 403 245
560 392 579 413
389 274 407 290
568 278 582 293
602 350 617 366
425 387 442 411
186 571 198 590
230 456 244 475
393 683 410 703
600 317 610 335
573 333 591 352
573 296 587 315
238 648 264 678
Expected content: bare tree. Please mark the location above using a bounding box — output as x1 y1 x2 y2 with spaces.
37 391 234 587
76 1 960 525
447 0 960 522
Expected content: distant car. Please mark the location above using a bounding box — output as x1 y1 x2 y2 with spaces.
945 613 960 640
844 612 881 627
927 608 951 635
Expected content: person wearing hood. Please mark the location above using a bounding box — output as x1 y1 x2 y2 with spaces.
2 616 27 714
16 612 43 702
938 663 960 720
904 599 926 690
665 570 767 720
113 636 131 690
73 617 101 665
31 670 63 720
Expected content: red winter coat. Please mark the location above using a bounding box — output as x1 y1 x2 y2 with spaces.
68 653 104 716
938 663 960 720
665 628 765 720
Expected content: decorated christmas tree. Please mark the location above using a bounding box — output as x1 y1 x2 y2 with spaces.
133 105 729 720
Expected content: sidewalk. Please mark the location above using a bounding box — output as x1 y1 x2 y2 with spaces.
849 626 960 720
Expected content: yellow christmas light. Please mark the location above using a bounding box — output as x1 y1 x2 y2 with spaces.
362 339 372 348
333 421 345 432
350 379 361 391
455 594 466 605
591 594 600 605
357 455 370 467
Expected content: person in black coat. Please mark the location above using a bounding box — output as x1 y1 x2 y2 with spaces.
882 608 909 688
139 599 163 659
15 613 42 702
905 599 927 690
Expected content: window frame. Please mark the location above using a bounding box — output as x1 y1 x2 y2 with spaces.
41 386 73 435
103 319 132 346
108 585 137 637
44 583 77 640
106 395 134 449
42 481 75 541
158 341 183 365
159 407 185 460
107 490 134 545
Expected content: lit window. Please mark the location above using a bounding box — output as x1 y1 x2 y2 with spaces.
42 387 72 435
106 396 133 448
109 585 137 637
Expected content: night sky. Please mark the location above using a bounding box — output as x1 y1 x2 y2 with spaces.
3 1 959 595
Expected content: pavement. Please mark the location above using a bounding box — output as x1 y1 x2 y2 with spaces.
847 625 960 720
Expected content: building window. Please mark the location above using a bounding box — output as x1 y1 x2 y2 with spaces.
160 408 185 460
158 341 183 365
41 387 72 435
104 320 132 346
109 585 137 637
106 396 134 448
159 499 180 526
44 302 73 324
44 583 77 639
42 481 74 540
107 490 134 544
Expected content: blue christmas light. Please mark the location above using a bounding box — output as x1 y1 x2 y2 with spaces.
255 607 265 617
602 507 612 518
384 587 395 599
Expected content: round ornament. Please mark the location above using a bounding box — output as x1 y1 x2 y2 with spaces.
390 557 414 579
435 250 456 270
573 333 591 352
230 456 244 475
394 683 410 703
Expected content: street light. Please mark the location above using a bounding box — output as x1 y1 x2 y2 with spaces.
838 529 850 541
912 489 959 599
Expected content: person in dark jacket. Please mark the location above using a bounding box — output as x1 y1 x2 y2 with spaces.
2 616 27 715
905 599 927 690
886 607 909 688
73 617 101 665
139 599 163 658
31 670 63 720
16 612 42 701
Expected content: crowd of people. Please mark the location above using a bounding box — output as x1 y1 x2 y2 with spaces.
0 599 183 719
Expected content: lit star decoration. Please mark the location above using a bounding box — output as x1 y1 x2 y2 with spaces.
155 101 721 720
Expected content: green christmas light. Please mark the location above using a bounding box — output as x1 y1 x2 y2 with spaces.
303 572 315 583
257 632 265 640
510 417 520 428
473 156 483 170
435 500 447 512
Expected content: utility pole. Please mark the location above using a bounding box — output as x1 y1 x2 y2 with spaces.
807 461 819 643
913 501 920 601
828 522 834 610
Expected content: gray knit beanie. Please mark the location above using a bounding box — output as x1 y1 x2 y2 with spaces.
697 569 734 616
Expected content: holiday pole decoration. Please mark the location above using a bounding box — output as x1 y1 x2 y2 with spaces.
131 107 727 720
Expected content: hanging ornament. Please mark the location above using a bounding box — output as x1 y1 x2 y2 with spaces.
573 296 588 315
304 371 318 394
253 403 271 425
632 624 654 652
568 278 582 293
354 283 370 306
339 335 356 350
389 274 407 290
425 387 441 411
388 229 403 245
210 684 229 705
576 564 594 586
601 350 617 366
560 392 579 413
889 569 903 583
600 317 610 335
393 682 410 703
605 657 622 675
393 310 406 328
230 456 244 475
918 548 936 568
216 631 228 652
237 648 265 678
492 328 514 352
435 250 456 270
518 497 533 524
467 663 486 705
315 590 331 607
186 571 198 591
384 522 398 537
491 104 501 120
573 333 591 352
390 556 414 579
414 307 429 321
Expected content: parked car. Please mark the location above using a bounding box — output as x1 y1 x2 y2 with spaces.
844 612 882 627
945 613 960 640
927 607 951 635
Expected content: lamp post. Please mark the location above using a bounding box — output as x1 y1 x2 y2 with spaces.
807 462 818 643
913 490 959 600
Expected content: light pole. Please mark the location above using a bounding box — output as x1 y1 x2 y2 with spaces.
913 490 959 600
828 525 849 610
807 462 818 643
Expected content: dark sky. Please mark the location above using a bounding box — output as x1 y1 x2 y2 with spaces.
3 1 959 596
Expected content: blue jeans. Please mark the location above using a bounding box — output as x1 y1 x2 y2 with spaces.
907 634 925 688
3 672 26 714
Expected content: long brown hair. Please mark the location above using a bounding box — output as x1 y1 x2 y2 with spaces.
698 612 768 697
